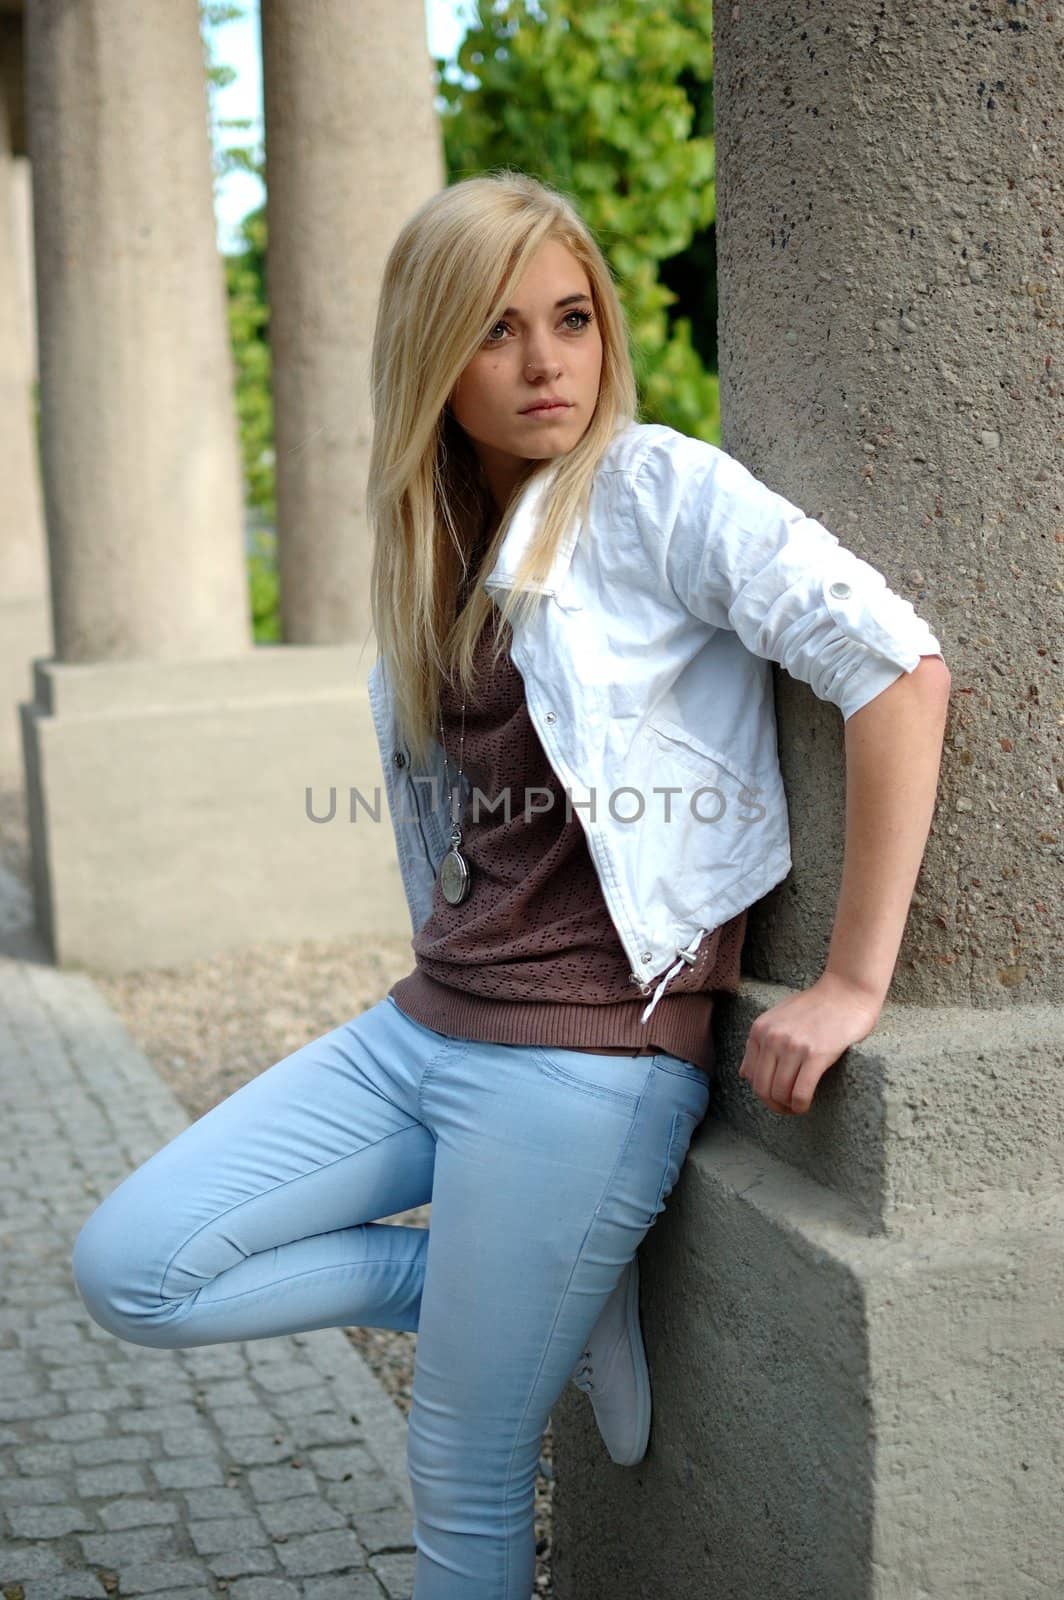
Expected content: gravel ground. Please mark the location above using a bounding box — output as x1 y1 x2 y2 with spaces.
0 782 556 1594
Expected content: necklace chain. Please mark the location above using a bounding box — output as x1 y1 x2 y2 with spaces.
438 694 466 838
437 690 471 905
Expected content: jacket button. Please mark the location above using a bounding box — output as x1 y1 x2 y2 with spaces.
829 581 852 599
393 751 406 768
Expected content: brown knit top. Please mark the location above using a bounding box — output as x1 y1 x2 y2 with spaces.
387 595 747 1071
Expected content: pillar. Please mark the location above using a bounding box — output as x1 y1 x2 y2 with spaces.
260 0 445 646
16 0 423 969
25 0 250 662
0 12 50 786
553 5 1064 1596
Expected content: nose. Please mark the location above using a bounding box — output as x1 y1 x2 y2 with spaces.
523 333 562 377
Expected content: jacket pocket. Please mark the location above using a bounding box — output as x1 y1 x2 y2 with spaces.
645 716 766 820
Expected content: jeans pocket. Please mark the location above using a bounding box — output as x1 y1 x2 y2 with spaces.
529 1045 648 1107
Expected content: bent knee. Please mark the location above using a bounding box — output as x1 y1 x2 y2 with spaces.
71 1201 186 1350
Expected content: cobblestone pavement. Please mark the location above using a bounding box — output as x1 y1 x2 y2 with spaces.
0 952 418 1599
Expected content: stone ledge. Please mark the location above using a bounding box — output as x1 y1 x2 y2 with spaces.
712 980 1064 1230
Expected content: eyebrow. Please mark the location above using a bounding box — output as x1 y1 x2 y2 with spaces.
498 293 593 317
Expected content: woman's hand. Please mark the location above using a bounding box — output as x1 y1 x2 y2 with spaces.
737 972 883 1116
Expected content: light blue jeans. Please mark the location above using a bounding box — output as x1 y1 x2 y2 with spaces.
71 993 712 1599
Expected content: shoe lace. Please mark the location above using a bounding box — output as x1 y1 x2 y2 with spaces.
572 1350 595 1393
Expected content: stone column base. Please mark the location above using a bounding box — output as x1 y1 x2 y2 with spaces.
18 646 411 972
552 982 1064 1600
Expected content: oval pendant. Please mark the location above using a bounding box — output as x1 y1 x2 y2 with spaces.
439 847 471 906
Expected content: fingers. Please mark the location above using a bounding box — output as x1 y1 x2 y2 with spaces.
738 1032 805 1116
786 1067 816 1116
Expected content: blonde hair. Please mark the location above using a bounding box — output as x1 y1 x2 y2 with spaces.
366 169 639 769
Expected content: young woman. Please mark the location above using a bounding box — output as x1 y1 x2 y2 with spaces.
72 171 950 1599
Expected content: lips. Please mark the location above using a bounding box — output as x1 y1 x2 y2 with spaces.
520 401 572 414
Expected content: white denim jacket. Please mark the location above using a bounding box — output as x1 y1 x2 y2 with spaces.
366 420 944 1025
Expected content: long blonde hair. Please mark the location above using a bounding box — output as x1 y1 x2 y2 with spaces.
366 170 639 769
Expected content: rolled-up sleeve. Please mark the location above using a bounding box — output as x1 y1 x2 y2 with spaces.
633 431 945 724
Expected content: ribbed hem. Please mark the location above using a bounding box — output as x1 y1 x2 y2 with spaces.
387 968 715 1071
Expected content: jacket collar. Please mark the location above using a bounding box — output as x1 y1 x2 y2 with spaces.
481 455 575 597
480 419 639 598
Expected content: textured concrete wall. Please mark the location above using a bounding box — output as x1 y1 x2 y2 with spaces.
554 989 1064 1600
553 6 1064 1597
25 0 251 662
261 0 444 647
714 1 1062 1008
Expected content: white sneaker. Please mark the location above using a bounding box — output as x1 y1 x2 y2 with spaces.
569 1255 651 1466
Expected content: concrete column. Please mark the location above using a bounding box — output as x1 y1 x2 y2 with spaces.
16 0 416 969
260 0 444 646
718 10 1060 1011
553 6 1063 1598
0 146 45 601
0 13 51 786
24 0 251 661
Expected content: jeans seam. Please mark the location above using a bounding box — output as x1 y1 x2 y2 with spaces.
176 1250 425 1313
651 1055 711 1082
158 1120 428 1302
415 1039 464 1124
528 1046 643 1107
651 1111 684 1216
500 1059 655 1596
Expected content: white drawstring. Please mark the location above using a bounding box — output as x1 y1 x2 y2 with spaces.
638 932 705 1026
639 957 685 1025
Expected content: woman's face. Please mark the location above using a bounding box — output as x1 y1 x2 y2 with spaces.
449 237 604 511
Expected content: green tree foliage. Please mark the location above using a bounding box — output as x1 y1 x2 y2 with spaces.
223 209 278 640
435 0 719 443
201 4 274 517
222 207 274 522
201 2 278 639
226 210 279 643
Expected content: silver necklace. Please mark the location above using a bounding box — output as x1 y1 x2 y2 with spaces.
437 693 471 906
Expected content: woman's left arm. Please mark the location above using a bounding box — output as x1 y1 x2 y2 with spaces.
738 653 952 1116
